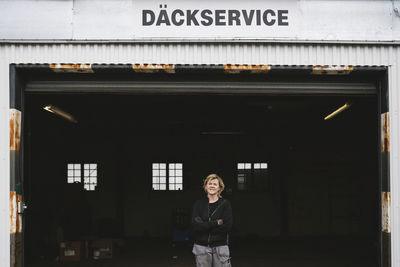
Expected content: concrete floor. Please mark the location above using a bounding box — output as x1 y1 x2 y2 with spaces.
28 237 378 267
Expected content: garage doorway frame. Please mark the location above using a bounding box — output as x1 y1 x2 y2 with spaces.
9 63 390 267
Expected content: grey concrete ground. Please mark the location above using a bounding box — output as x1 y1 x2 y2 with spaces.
28 237 378 267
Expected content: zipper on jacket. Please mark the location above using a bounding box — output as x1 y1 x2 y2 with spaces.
207 199 225 246
208 205 211 246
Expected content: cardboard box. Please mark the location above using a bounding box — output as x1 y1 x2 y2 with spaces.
91 239 113 259
59 241 83 261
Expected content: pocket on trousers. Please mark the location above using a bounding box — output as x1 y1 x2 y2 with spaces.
216 245 231 266
192 244 208 256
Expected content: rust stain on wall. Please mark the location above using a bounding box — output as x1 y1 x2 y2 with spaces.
312 65 354 75
50 64 94 73
133 64 175 73
10 109 21 152
10 192 23 266
224 64 271 74
381 112 390 152
382 192 391 233
16 194 22 233
10 191 16 234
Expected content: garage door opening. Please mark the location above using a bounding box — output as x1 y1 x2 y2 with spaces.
23 92 379 267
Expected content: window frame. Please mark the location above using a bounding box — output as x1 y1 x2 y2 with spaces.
83 163 98 191
66 162 98 191
151 162 184 191
236 162 269 192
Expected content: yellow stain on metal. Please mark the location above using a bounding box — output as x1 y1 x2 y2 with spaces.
312 65 354 75
10 109 21 152
224 64 271 74
132 64 175 73
10 191 17 234
324 103 351 120
382 192 391 233
381 112 390 152
50 64 94 73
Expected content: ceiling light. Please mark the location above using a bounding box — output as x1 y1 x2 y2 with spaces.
324 102 351 120
43 105 77 123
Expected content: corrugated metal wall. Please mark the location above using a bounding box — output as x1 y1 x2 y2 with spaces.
0 42 399 267
0 43 394 65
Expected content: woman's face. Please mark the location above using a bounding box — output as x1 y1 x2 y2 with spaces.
206 178 221 196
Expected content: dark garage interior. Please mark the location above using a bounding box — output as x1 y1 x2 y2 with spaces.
23 89 380 266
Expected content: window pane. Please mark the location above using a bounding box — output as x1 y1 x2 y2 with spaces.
237 163 244 169
67 170 73 177
176 177 182 184
169 163 175 169
245 163 251 169
75 164 81 169
84 184 89 190
153 177 159 184
176 184 183 190
160 184 166 190
160 163 166 169
160 177 166 183
169 177 175 184
169 170 175 176
261 163 268 169
170 184 175 190
176 169 182 176
76 177 81 183
153 184 160 190
74 170 80 176
254 163 260 169
84 170 89 177
91 170 97 176
92 177 97 184
153 170 159 176
68 178 74 183
90 164 97 169
176 163 182 169
160 169 166 176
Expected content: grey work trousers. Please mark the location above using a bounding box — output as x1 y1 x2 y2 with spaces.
192 244 232 267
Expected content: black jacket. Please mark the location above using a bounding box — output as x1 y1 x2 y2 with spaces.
191 197 233 247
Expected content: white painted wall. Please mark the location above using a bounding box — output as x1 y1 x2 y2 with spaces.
0 0 399 42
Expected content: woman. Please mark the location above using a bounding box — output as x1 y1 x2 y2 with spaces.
192 174 233 267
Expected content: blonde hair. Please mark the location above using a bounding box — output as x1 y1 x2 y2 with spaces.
203 174 225 197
